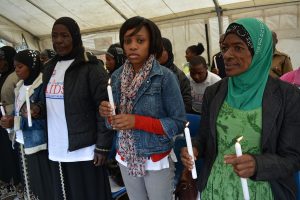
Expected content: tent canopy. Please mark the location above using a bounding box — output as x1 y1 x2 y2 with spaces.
1 0 300 68
0 0 296 38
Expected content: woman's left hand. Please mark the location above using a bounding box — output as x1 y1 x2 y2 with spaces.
224 154 256 178
93 152 107 166
111 114 135 130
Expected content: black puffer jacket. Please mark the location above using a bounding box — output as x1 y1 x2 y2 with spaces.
43 52 114 152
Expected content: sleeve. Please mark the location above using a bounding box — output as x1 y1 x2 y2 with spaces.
159 70 186 139
88 62 115 154
135 115 164 135
1 72 19 115
178 71 192 113
251 86 300 181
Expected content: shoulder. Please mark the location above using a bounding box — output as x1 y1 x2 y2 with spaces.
207 71 221 82
205 78 227 95
267 76 300 101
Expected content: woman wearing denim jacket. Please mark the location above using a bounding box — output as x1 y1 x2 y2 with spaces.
1 50 53 200
99 16 186 200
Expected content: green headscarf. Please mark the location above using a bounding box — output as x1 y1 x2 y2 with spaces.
225 18 273 110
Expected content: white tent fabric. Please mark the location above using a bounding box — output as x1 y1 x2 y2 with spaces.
1 0 300 68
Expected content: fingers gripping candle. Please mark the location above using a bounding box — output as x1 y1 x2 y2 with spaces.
107 79 116 115
184 122 197 179
235 136 250 200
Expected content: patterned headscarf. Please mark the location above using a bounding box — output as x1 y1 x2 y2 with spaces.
14 49 41 85
118 55 155 177
225 18 273 110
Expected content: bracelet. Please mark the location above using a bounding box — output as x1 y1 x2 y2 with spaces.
95 147 110 152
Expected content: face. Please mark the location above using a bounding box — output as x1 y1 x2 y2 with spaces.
123 26 150 70
40 54 49 64
221 34 252 77
158 48 168 65
190 64 208 83
52 24 73 56
14 61 30 80
105 54 116 73
185 48 196 62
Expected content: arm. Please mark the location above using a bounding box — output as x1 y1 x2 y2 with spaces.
178 71 192 113
159 70 186 139
88 63 114 155
252 86 300 180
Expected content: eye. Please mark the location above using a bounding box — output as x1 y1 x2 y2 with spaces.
124 38 131 45
220 46 228 53
137 38 144 44
234 46 242 52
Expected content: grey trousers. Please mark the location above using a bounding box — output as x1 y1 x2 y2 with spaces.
119 160 175 200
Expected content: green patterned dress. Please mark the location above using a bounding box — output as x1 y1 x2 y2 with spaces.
201 102 273 200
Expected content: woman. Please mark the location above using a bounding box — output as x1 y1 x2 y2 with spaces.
99 16 186 200
159 37 192 113
43 17 113 200
0 46 21 199
181 18 300 199
105 43 126 76
182 42 205 74
1 49 53 200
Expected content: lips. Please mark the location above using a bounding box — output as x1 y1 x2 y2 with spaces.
127 54 139 59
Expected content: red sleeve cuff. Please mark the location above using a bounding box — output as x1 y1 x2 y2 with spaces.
134 115 165 135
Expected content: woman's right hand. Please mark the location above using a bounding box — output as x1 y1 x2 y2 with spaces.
180 147 199 171
99 101 114 117
0 115 14 129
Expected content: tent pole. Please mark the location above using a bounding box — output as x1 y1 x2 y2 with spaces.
212 0 223 35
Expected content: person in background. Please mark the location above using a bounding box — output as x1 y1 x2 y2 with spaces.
159 37 192 112
1 49 54 200
280 67 300 88
99 16 186 200
181 18 300 199
40 49 56 65
0 46 21 199
105 43 126 76
270 31 293 78
211 34 227 78
188 55 221 114
182 42 205 74
43 17 113 200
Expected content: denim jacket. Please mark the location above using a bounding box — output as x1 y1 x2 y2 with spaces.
110 60 186 157
14 73 47 155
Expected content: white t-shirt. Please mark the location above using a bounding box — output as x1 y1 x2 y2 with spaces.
188 71 221 113
14 84 28 144
46 60 95 162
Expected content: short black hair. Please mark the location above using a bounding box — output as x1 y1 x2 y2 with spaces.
119 16 163 58
189 56 207 69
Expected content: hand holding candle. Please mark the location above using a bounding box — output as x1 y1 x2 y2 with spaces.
184 122 197 179
107 79 116 116
0 102 10 133
25 87 32 127
235 136 250 200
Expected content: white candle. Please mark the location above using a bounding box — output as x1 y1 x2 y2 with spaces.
0 103 10 133
184 122 197 179
25 87 32 127
107 79 115 115
235 136 250 200
213 55 218 70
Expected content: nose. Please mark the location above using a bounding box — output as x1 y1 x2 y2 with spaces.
128 41 137 51
222 47 233 61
